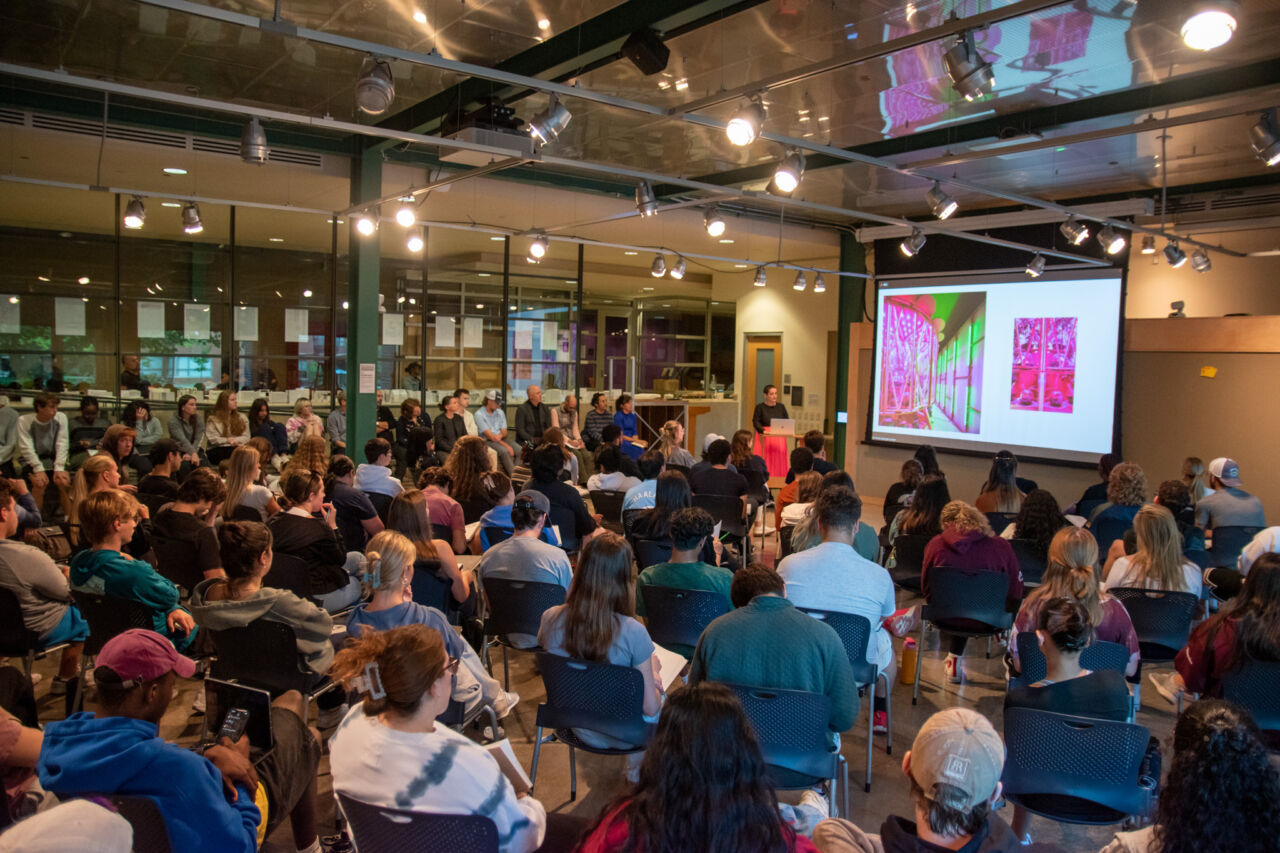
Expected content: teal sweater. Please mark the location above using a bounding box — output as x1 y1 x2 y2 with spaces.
70 548 197 652
690 595 857 733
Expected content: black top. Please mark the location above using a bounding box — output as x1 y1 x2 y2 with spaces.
459 495 495 525
1015 476 1038 493
136 473 180 501
397 414 431 449
752 402 789 435
120 369 149 398
432 413 467 457
1077 481 1109 507
331 481 377 552
689 466 748 498
1004 669 1130 722
151 508 221 576
527 478 596 549
629 509 716 565
883 482 913 525
784 457 837 484
266 512 350 595
515 401 553 446
376 405 396 443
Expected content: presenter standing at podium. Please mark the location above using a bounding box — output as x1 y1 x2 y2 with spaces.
752 384 790 479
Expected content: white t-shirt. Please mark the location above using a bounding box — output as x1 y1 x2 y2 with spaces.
238 484 273 519
780 501 812 527
586 471 641 493
1103 555 1202 597
330 709 546 853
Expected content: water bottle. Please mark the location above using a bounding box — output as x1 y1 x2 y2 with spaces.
900 637 918 685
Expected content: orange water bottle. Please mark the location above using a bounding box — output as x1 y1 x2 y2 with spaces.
900 638 918 685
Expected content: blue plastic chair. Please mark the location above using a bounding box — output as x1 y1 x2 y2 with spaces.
1107 588 1198 662
1012 633 1131 685
1208 525 1263 568
1224 659 1280 735
639 586 729 651
337 793 498 853
480 578 566 690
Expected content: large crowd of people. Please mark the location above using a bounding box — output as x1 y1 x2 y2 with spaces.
0 384 1277 853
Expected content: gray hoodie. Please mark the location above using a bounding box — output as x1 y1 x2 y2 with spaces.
188 578 334 675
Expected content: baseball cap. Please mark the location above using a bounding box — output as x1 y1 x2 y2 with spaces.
703 432 724 452
484 389 502 402
95 628 196 685
909 708 1005 811
1208 457 1241 488
514 489 551 516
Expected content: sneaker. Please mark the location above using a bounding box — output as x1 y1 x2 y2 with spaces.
319 833 354 853
1147 672 1184 705
492 690 520 719
944 653 963 684
1019 833 1033 846
481 724 506 741
50 676 74 696
28 673 42 688
800 785 830 819
318 702 349 730
191 688 206 715
873 711 888 734
884 607 920 638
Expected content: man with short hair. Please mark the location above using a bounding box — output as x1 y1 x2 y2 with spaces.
582 392 613 450
474 390 515 476
136 438 183 503
775 446 815 529
636 507 732 655
785 430 837 483
1196 457 1266 530
689 438 748 500
16 393 69 515
0 392 20 477
586 446 642 494
596 423 642 479
150 467 226 581
812 708 1021 853
778 486 896 732
326 391 347 454
38 628 324 853
623 449 666 512
556 394 593 484
527 446 600 551
455 388 479 437
119 355 149 398
355 437 404 497
515 384 553 446
477 490 573 648
68 396 111 470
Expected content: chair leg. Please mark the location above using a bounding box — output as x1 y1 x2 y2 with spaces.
502 646 510 691
842 757 850 820
23 651 35 680
913 623 925 705
530 726 544 792
72 653 90 714
881 672 893 755
865 685 874 794
569 746 577 801
986 635 992 659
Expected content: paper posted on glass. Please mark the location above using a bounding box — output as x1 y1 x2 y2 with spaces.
284 308 308 343
513 320 533 352
55 297 85 337
486 739 533 795
358 363 376 395
462 316 484 349
435 316 456 347
0 297 18 334
184 303 210 340
382 313 404 347
654 643 691 691
137 301 165 338
235 306 259 342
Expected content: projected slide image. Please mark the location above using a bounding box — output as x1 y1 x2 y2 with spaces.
1010 317 1076 413
877 292 986 434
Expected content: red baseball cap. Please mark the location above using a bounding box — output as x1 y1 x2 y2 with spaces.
94 629 196 685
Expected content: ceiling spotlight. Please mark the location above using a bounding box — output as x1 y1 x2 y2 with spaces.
704 208 726 238
900 228 926 257
528 234 549 260
753 267 767 287
240 116 269 164
1249 109 1280 166
355 213 376 236
944 30 995 101
651 254 666 277
1164 241 1188 268
669 256 686 280
1025 254 1046 277
635 181 659 217
355 57 396 115
773 149 806 194
123 196 146 230
1097 224 1126 255
395 204 416 228
727 97 766 146
792 271 807 291
926 182 958 219
1059 215 1089 245
1140 235 1156 254
528 95 572 144
407 229 424 253
1191 247 1212 272
1181 1 1239 51
812 273 827 293
181 202 203 235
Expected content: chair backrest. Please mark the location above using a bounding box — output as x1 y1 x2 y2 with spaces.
632 537 673 571
110 795 173 853
922 567 1013 633
151 533 206 592
228 503 264 522
263 552 316 603
1090 515 1133 556
1183 548 1215 571
1107 588 1198 660
480 526 513 550
0 586 40 656
409 559 451 612
207 619 311 695
1008 538 1047 586
535 652 655 747
1013 633 1131 683
891 533 931 590
71 591 159 656
1209 525 1263 568
722 683 838 781
621 508 645 536
666 463 692 478
640 586 729 649
135 492 171 518
778 525 796 560
985 512 1017 533
482 578 566 638
1223 659 1280 733
337 793 498 853
797 609 875 685
588 490 626 523
692 493 746 538
1002 707 1154 819
432 523 454 543
742 467 768 499
367 491 394 523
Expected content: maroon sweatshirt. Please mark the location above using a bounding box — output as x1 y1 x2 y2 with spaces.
922 528 1024 611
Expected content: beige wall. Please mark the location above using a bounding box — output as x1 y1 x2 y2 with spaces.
1126 227 1280 318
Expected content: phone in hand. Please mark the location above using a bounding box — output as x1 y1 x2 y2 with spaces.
218 707 250 743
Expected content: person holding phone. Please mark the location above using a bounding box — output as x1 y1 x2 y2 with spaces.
267 470 365 612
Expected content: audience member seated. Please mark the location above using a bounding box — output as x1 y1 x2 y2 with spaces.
516 385 554 448
884 474 950 572
68 454 150 555
38 629 323 853
203 390 250 454
223 445 280 522
326 454 383 552
635 507 733 656
611 393 646 461
1195 456 1266 531
0 479 88 700
98 424 145 486
415 466 467 553
629 470 717 566
596 424 643 480
473 389 516 477
445 436 498 523
284 397 324 449
268 470 364 612
652 419 695 469
913 444 944 478
151 467 227 582
779 471 823 528
811 709 1020 853
528 445 600 551
67 395 110 470
1011 527 1139 679
280 435 329 488
789 471 880 562
882 458 923 530
1102 504 1202 597
16 393 70 516
3 477 41 540
784 430 837 484
386 489 474 622
326 391 347 455
1181 455 1211 506
922 501 1023 685
475 477 560 550
1086 461 1147 533
121 400 163 463
540 426 581 484
1003 488 1069 562
582 392 613 450
248 398 289 464
622 449 665 513
395 398 432 471
168 394 205 466
730 429 769 496
587 445 642 494
246 436 279 492
137 438 182 503
433 394 469 464
577 681 822 853
774 446 815 529
345 531 517 718
1098 699 1280 853
329 624 546 852
690 438 748 503
1069 452 1119 514
691 565 857 746
974 453 1025 515
354 437 403 499
1207 524 1280 601
1119 480 1205 557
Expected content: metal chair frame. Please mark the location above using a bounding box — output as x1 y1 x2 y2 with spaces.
913 567 1014 704
479 577 566 690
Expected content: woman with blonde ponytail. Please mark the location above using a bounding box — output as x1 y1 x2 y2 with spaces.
1011 526 1140 677
344 530 518 718
1103 504 1202 596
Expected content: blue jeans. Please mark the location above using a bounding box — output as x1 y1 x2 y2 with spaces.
40 604 90 646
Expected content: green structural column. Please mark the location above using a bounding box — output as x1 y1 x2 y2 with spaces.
346 144 382 457
834 232 867 469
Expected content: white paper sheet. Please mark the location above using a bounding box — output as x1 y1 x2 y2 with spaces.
233 306 257 341
556 329 571 362
382 312 404 346
0 298 20 334
462 316 484 349
358 362 375 394
55 298 85 337
435 316 456 347
183 303 210 339
654 643 691 690
284 308 308 343
541 321 557 352
513 320 533 351
137 301 166 339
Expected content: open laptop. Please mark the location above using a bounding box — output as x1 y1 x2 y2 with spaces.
767 417 796 435
201 678 275 764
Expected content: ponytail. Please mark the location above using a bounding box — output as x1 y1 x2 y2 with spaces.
329 624 446 718
361 530 417 597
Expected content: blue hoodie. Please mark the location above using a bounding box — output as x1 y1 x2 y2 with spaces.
38 712 259 853
69 548 196 652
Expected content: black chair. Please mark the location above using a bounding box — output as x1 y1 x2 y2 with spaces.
1090 515 1133 556
1107 588 1198 662
151 533 206 593
135 491 172 518
480 578 566 690
797 609 891 793
632 537 673 571
666 464 692 478
1209 525 1263 568
724 683 850 818
0 587 70 681
588 490 626 534
742 467 769 500
228 504 265 522
777 525 796 560
985 512 1017 533
206 620 339 709
480 526 513 550
1223 659 1280 735
1008 538 1047 586
263 552 317 605
1002 708 1155 825
70 590 161 711
693 493 750 561
432 522 455 543
111 794 173 853
890 533 930 592
913 567 1014 704
1184 548 1215 572
530 653 656 800
1012 633 1131 685
367 491 394 524
621 508 646 536
409 558 451 613
639 586 729 651
337 793 498 853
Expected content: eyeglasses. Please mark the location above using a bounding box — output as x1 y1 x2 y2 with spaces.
444 656 460 676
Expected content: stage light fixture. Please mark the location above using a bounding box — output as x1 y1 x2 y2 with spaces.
813 273 826 293
669 256 686 280
407 229 424 253
1191 247 1212 272
753 267 767 287
1164 241 1187 268
123 196 146 230
1097 224 1126 255
528 234 549 260
727 98 766 146
1024 254 1046 277
1059 215 1089 245
528 95 572 144
943 30 995 101
793 271 807 291
651 254 666 277
926 182 958 219
1140 235 1156 254
635 181 659 217
704 208 726 237
181 202 203 235
355 214 377 236
773 149 806 194
1181 1 1239 51
1250 109 1280 166
395 204 416 228
355 57 396 115
240 116 269 164
900 228 926 257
